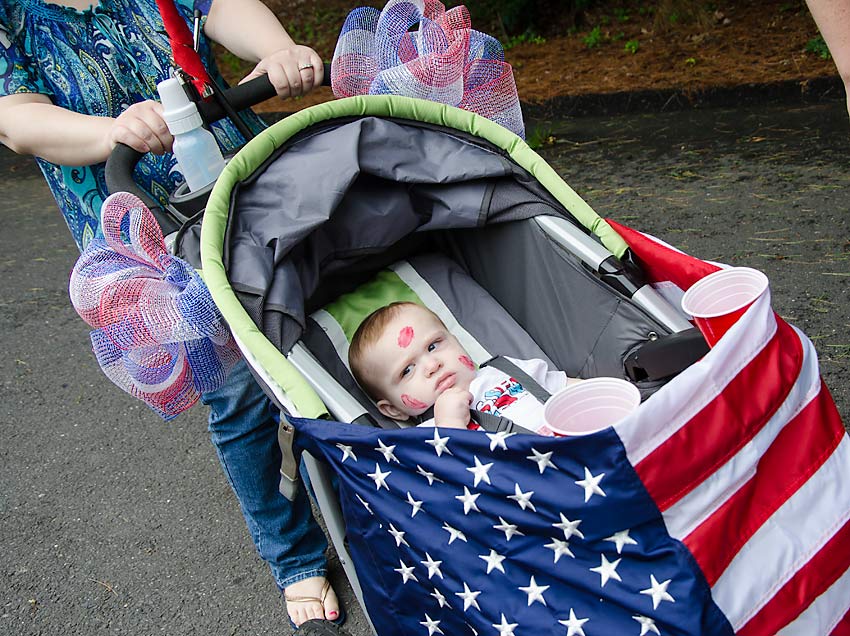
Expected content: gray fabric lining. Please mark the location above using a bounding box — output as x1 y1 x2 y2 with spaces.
438 221 668 380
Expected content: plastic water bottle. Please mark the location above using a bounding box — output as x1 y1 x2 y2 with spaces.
157 78 225 192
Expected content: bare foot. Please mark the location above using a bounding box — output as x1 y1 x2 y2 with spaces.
284 576 341 627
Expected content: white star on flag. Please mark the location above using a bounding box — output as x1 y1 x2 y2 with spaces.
406 491 423 517
526 448 557 474
604 528 638 554
544 537 574 563
558 608 590 636
576 466 606 502
416 464 442 485
479 549 506 574
420 552 444 579
387 524 409 547
394 559 418 584
455 582 482 611
590 553 622 587
553 513 584 540
456 486 481 514
492 613 518 636
442 522 467 544
355 493 373 515
466 456 493 486
425 428 452 456
519 575 549 606
640 574 675 609
367 463 391 491
335 443 357 463
493 516 524 541
633 615 661 635
375 438 399 463
507 483 536 511
430 587 451 608
486 430 515 451
420 614 444 635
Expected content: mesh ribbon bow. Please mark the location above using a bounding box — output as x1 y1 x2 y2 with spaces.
69 192 240 420
331 0 525 138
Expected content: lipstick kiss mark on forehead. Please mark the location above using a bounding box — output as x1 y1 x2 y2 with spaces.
397 326 414 348
459 355 475 370
401 394 427 410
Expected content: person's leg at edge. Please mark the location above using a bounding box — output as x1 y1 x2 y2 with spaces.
201 358 341 625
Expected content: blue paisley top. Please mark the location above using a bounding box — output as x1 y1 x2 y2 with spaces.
0 0 265 251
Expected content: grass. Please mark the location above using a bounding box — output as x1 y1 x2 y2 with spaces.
525 124 557 150
806 35 832 60
583 25 604 49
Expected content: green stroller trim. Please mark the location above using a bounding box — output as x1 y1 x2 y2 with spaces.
200 94 628 418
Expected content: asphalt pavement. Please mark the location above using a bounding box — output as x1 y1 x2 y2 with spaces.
1 98 847 636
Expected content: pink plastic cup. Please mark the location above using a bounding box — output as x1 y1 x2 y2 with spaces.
541 378 641 437
680 267 769 347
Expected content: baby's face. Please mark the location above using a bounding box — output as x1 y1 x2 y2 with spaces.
366 304 476 420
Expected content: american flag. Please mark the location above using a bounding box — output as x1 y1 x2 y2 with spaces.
293 221 850 635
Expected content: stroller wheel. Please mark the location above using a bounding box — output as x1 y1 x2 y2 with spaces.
296 618 353 635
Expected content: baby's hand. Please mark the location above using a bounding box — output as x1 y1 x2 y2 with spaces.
239 46 324 99
434 387 472 429
109 100 173 155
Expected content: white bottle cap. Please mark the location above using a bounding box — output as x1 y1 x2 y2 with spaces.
157 78 203 135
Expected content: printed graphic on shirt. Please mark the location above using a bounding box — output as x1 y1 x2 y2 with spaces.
475 376 526 417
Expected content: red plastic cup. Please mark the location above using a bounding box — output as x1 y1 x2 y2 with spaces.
540 377 641 437
680 267 769 347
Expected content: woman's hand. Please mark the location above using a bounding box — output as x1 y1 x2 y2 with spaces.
239 45 324 98
107 100 173 156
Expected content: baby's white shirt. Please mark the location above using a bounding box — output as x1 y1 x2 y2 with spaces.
419 356 568 433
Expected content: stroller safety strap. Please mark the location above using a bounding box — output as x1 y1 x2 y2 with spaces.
480 355 552 404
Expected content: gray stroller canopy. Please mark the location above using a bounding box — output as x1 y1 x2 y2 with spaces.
223 115 660 363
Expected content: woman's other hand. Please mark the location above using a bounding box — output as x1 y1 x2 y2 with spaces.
239 46 324 99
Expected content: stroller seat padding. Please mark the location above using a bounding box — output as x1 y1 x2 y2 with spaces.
302 252 555 427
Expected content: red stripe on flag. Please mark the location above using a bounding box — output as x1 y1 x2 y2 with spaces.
606 218 719 290
686 384 846 586
737 503 850 636
831 608 850 636
635 318 803 512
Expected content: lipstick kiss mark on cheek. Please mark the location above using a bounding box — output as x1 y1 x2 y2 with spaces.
397 326 414 348
401 394 428 410
459 355 475 370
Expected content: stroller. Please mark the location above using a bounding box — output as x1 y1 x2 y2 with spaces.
90 4 849 634
177 94 847 635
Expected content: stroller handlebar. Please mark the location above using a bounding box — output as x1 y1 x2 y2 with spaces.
105 63 332 233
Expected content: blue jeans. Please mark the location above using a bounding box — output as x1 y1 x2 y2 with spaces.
201 358 328 588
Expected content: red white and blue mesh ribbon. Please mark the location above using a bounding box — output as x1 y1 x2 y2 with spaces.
331 0 525 138
69 192 240 420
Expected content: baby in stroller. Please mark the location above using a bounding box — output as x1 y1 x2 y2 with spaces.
349 301 581 431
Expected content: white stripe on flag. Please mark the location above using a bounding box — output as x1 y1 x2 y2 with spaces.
776 564 850 635
712 435 850 630
616 292 777 465
311 309 352 371
391 261 491 365
663 329 821 539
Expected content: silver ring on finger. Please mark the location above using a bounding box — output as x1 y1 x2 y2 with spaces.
298 64 313 72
